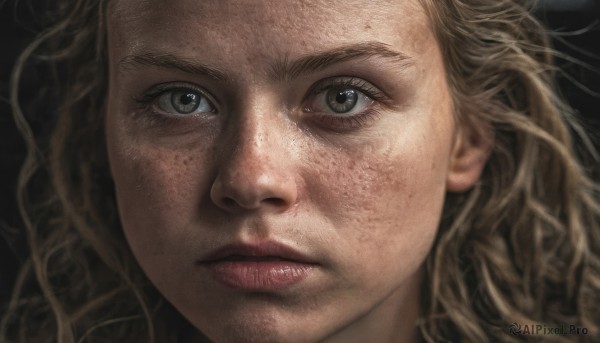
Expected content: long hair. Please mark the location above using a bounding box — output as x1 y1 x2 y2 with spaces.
2 0 599 342
2 1 170 342
418 0 600 341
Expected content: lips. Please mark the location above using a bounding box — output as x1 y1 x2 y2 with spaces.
199 241 317 291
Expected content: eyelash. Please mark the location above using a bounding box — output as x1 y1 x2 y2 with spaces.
304 77 387 130
134 78 388 130
133 83 216 126
135 83 214 110
309 77 387 102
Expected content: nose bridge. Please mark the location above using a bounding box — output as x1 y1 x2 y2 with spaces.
227 102 280 173
210 98 297 212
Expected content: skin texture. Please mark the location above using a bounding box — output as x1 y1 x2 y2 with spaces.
105 1 490 342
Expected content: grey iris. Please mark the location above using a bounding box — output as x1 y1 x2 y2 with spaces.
171 91 200 114
326 89 358 113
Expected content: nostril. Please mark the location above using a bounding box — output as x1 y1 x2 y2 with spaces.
263 197 286 207
221 196 286 210
210 172 298 212
222 197 237 208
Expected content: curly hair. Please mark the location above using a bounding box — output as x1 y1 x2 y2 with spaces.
2 0 599 342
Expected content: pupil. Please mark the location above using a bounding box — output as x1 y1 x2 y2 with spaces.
326 89 358 114
336 92 348 104
180 93 194 105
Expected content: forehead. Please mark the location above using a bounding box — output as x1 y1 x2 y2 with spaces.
108 0 433 63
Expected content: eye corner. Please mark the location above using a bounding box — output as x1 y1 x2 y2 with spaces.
300 77 386 132
137 83 219 116
304 77 383 112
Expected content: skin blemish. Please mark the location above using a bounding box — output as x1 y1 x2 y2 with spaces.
105 0 462 342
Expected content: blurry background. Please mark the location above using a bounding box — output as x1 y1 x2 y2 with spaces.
1 0 599 308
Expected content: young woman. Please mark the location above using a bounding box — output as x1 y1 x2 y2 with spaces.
2 0 599 342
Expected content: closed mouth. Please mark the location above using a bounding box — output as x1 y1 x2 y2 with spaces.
198 240 317 290
218 255 294 262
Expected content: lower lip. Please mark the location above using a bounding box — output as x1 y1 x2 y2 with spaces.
201 260 315 291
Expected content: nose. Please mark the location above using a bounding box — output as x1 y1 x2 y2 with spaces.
210 112 298 213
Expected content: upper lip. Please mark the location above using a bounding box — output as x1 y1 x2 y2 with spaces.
201 240 316 264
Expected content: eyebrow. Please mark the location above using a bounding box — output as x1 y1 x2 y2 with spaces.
269 41 413 81
118 41 412 82
119 53 228 81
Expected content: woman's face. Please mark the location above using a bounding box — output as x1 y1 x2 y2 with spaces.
105 1 485 342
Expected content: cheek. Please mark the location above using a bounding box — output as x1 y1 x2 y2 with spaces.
107 136 213 262
305 118 453 279
318 149 445 231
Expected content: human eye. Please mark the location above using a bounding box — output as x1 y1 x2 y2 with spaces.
136 83 217 117
303 77 387 131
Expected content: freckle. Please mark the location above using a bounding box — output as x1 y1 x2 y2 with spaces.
364 24 372 30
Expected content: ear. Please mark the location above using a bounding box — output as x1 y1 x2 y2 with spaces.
446 119 494 193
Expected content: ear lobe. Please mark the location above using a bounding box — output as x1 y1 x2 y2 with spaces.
446 120 494 193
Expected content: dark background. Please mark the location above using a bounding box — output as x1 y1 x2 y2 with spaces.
1 1 599 308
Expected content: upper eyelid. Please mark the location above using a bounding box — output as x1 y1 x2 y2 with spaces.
139 82 221 106
308 77 389 102
137 77 388 108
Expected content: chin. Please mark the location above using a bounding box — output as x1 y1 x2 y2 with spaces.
199 318 309 343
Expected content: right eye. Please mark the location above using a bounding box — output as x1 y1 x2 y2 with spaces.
155 89 216 115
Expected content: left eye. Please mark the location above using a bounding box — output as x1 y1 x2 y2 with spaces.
156 89 214 115
309 87 373 116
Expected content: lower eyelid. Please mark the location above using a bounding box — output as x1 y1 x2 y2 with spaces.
312 108 382 131
156 90 216 114
311 91 374 115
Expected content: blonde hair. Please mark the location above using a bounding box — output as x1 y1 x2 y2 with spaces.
2 0 599 342
419 0 600 341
